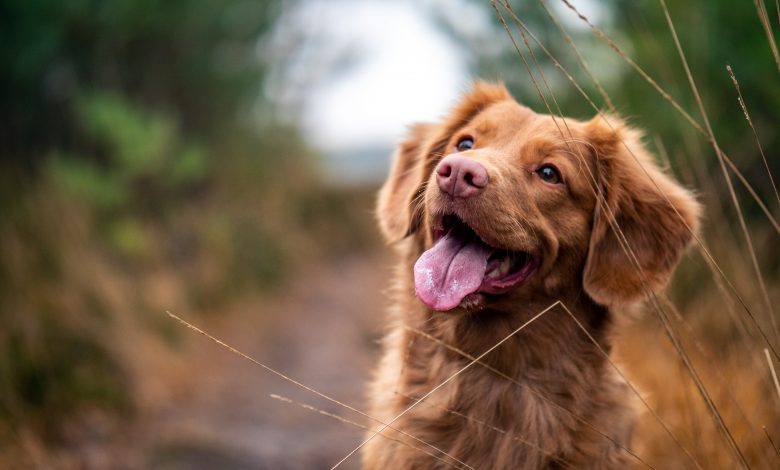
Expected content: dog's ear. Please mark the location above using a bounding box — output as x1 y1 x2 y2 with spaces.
376 82 513 242
582 116 701 306
376 123 437 241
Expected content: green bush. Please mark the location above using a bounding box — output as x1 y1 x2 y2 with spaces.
0 316 130 441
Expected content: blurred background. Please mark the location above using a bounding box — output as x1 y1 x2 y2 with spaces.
1 0 778 468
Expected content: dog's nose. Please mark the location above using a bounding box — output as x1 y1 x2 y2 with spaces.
435 155 488 198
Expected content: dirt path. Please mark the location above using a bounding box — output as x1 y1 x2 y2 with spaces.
138 252 392 469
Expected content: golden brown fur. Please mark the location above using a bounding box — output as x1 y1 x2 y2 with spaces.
365 82 701 469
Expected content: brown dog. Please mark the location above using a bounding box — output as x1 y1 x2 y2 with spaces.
363 82 700 469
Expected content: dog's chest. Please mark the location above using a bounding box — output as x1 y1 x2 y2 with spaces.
399 363 585 466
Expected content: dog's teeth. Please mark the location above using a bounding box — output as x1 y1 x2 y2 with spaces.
498 257 512 275
486 257 513 278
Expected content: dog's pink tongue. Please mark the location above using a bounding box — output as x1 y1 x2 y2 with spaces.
414 232 492 311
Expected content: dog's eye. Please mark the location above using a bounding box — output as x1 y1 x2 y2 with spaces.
456 137 474 152
536 165 562 184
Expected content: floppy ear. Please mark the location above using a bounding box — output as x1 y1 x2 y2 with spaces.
376 123 437 241
376 81 513 242
582 117 702 306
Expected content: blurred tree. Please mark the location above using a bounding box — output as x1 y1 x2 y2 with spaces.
0 0 283 169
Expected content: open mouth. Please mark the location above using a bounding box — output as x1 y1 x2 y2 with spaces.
413 214 540 312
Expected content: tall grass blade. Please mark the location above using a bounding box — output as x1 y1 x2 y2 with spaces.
165 311 472 470
725 65 780 209
765 348 780 402
269 394 470 470
754 0 780 74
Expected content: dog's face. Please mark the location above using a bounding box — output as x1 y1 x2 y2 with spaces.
378 82 700 313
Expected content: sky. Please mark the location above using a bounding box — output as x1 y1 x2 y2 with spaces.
305 5 464 152
273 0 477 154
266 0 604 182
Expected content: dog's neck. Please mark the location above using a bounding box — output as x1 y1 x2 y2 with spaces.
404 289 610 379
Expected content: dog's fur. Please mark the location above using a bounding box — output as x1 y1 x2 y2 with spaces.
363 83 701 469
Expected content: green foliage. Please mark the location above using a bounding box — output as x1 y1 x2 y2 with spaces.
104 217 154 259
228 220 286 289
49 155 127 211
48 92 208 258
0 318 131 441
0 0 282 161
54 92 207 200
610 0 779 161
78 93 178 175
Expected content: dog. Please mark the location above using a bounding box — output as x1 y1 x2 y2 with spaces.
363 82 700 469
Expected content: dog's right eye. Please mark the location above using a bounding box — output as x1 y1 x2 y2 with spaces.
456 137 474 152
536 165 562 184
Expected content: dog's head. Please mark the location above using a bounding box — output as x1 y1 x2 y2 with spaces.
377 82 701 313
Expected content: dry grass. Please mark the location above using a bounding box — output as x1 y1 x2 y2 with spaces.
617 312 780 468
